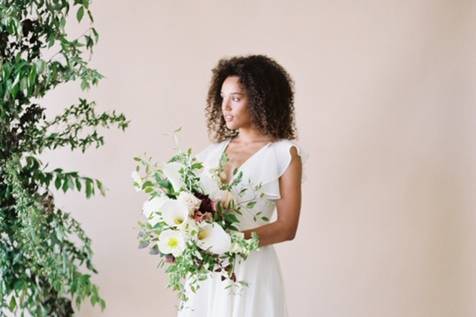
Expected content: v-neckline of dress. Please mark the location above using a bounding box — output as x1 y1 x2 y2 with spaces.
219 137 274 186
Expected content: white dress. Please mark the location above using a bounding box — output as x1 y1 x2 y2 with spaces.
177 138 302 317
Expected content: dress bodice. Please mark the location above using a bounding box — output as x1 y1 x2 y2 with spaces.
195 138 302 231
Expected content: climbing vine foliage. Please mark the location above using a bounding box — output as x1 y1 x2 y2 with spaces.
0 0 128 316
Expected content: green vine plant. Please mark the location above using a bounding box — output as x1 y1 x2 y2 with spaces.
0 1 129 316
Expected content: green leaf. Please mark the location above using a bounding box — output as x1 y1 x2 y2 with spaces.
8 296 16 311
67 175 76 191
0 2 122 314
62 176 69 192
96 179 106 196
92 27 99 42
191 162 203 169
28 65 37 87
77 7 85 22
75 178 82 191
55 175 62 190
224 213 239 224
85 178 94 198
87 9 95 23
246 201 256 209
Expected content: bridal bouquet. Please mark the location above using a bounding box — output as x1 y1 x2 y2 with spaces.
132 146 260 307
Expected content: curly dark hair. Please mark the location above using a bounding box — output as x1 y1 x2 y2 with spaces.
205 54 297 142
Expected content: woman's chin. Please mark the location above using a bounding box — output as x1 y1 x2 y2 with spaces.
225 122 236 129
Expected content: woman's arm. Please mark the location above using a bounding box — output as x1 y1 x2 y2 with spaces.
242 146 302 247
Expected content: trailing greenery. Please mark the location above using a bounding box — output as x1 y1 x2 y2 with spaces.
133 148 260 309
0 0 128 316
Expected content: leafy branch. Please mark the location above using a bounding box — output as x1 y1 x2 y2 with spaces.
0 0 128 316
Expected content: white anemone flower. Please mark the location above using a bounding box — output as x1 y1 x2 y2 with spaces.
161 199 190 228
197 222 231 255
142 196 167 226
162 162 184 192
158 229 186 257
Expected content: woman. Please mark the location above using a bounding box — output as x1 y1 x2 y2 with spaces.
178 54 303 317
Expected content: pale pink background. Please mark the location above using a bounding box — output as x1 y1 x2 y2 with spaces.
40 0 475 316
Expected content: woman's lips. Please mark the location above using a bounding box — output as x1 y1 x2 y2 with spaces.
224 115 233 122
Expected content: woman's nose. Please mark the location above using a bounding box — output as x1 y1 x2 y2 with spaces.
222 97 231 111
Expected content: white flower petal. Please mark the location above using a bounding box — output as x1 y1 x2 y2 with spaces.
197 223 231 255
178 217 200 240
178 191 202 214
198 171 220 198
142 196 168 225
158 229 186 257
161 199 190 227
162 162 184 192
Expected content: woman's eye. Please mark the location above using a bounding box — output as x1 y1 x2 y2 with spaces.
232 97 240 102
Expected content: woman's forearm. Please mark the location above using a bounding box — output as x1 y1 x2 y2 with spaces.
242 220 296 247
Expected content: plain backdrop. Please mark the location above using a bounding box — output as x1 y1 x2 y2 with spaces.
40 0 475 316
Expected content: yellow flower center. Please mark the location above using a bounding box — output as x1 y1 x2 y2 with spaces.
198 230 209 241
168 237 178 249
174 217 184 225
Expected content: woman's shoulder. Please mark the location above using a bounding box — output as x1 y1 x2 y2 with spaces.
266 138 302 177
270 138 302 157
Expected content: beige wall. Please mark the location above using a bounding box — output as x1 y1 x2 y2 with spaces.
41 0 475 316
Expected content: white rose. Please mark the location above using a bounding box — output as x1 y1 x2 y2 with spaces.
178 191 202 214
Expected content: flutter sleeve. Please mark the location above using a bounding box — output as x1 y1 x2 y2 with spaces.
259 139 307 200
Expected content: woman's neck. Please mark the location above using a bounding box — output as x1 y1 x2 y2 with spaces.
235 127 275 144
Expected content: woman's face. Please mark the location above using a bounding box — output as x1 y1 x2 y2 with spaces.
220 76 252 130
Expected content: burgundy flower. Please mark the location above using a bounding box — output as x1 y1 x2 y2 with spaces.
164 254 176 263
193 210 213 223
193 191 215 213
193 211 205 223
